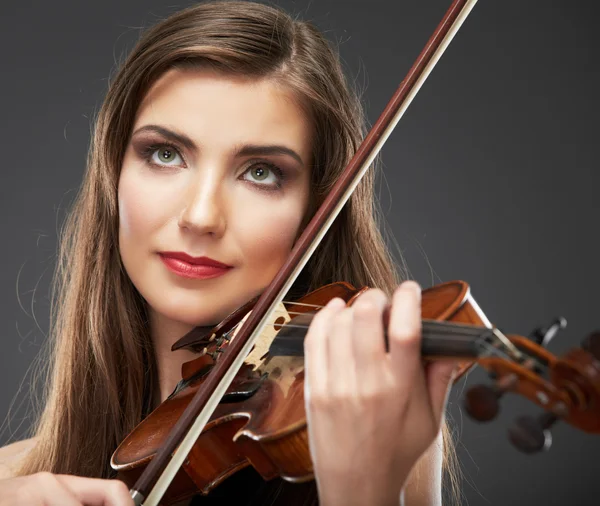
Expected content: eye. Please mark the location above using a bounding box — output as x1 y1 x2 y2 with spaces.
141 143 185 169
241 163 284 189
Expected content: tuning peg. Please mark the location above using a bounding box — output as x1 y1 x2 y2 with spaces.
581 331 600 361
529 317 567 347
207 348 225 361
464 385 501 422
464 373 518 422
508 412 558 454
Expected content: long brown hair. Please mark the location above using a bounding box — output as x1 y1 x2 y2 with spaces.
18 0 460 502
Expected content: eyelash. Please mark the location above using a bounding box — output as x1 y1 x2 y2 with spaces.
139 142 286 191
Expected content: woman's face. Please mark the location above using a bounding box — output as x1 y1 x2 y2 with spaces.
118 68 312 331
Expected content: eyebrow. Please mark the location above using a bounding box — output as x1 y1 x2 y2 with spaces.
131 124 305 166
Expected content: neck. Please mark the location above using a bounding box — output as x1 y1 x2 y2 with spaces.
149 312 200 406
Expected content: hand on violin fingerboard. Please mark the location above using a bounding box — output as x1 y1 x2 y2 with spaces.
303 281 458 506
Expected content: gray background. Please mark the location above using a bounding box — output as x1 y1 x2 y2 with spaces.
1 0 598 504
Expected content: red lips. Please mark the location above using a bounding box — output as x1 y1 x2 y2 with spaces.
158 252 233 279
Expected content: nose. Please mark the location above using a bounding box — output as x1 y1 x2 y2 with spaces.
178 176 227 237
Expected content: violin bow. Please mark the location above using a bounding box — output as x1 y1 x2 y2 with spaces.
130 1 479 504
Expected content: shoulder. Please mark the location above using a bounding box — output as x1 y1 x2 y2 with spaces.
0 438 37 479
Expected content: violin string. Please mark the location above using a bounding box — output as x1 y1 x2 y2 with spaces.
489 328 523 361
475 336 513 361
229 307 488 337
280 300 325 309
268 317 547 374
480 330 548 372
221 298 541 365
278 311 490 338
267 320 486 339
279 300 490 330
281 302 490 332
217 305 547 380
224 308 497 361
279 299 500 337
224 306 493 342
219 308 542 368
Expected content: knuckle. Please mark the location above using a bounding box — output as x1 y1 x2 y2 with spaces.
353 289 387 311
357 386 384 405
358 379 394 403
367 287 389 303
309 389 351 411
352 299 380 319
110 479 130 496
306 299 347 345
337 306 353 326
393 334 421 353
305 316 327 344
389 324 420 345
306 391 328 411
306 380 354 411
311 306 334 329
35 471 57 486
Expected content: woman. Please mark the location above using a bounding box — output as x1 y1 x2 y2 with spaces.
0 1 460 504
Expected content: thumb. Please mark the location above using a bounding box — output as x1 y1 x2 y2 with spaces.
426 359 459 427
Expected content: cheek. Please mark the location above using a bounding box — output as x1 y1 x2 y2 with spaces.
118 177 144 240
118 168 177 246
233 192 307 272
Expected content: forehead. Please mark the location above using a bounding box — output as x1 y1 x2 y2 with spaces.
135 68 311 153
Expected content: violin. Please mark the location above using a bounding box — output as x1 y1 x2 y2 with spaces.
108 0 600 504
111 280 600 504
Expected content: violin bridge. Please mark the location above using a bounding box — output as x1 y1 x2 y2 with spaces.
229 302 292 370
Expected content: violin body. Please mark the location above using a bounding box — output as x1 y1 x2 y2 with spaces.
111 281 488 504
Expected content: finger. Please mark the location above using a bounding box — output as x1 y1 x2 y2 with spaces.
387 281 424 385
304 297 345 400
350 289 388 375
56 475 134 506
326 305 356 396
30 472 80 506
425 359 459 427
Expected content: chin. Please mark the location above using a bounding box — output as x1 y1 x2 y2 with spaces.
163 308 223 328
153 299 237 328
142 276 265 330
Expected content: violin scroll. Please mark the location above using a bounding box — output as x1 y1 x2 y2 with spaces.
463 326 600 453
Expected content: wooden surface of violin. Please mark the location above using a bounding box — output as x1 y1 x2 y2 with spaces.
112 281 600 504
